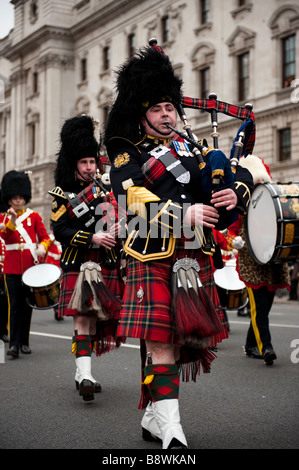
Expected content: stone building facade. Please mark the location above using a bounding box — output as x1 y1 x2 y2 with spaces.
0 0 298 227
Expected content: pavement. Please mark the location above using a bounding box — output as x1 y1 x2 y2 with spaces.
0 296 298 453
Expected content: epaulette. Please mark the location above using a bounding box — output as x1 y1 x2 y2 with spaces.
106 136 141 156
48 187 67 199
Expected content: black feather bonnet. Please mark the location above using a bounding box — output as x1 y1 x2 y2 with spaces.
54 115 100 188
104 47 183 146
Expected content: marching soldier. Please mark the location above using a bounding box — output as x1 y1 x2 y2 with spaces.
104 45 253 448
0 171 51 358
49 115 125 402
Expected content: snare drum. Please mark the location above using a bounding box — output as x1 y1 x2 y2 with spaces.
214 259 248 310
22 263 61 309
246 182 299 264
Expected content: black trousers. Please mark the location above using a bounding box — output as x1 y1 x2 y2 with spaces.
0 277 8 337
245 286 275 354
5 274 33 348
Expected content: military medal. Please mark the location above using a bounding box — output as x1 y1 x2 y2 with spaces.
172 140 193 157
92 186 100 198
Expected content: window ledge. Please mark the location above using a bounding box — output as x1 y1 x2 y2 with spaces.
231 4 253 19
194 22 212 36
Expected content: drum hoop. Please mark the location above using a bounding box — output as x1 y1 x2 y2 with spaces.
22 263 61 288
246 183 278 265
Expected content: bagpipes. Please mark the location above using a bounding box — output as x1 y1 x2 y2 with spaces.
149 38 256 192
149 38 255 256
89 169 126 271
67 170 124 318
149 39 256 345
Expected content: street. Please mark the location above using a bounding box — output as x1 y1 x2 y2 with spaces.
0 298 298 450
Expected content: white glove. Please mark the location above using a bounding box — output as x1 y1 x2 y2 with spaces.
233 236 245 250
35 243 46 257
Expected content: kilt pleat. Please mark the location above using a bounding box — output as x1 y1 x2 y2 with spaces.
57 249 125 356
117 241 228 408
117 242 226 345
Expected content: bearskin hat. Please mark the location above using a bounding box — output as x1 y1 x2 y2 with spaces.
104 46 183 146
1 170 31 205
54 114 100 189
0 190 9 213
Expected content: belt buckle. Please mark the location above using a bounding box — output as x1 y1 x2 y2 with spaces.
73 202 89 218
18 243 24 251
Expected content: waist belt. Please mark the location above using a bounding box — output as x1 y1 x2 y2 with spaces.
5 243 32 251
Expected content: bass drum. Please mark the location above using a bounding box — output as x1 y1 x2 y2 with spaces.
246 182 299 264
214 259 248 310
22 263 61 310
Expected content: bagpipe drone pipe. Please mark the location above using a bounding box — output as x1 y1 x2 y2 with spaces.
149 39 255 260
149 39 256 196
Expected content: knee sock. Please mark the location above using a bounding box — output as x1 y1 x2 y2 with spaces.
72 334 92 358
143 364 180 402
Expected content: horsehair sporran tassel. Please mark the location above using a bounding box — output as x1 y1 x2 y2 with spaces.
91 278 121 317
68 261 107 319
171 258 223 345
196 276 223 332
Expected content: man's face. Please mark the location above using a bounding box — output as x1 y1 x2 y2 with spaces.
141 102 177 139
8 195 26 211
76 157 97 181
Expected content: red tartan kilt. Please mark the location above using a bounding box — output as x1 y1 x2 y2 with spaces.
117 241 226 345
58 263 124 318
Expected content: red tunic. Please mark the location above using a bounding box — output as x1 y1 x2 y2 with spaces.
0 208 51 275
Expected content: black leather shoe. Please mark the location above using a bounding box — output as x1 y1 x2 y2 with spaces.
54 311 64 321
168 438 188 449
0 334 9 343
7 346 19 358
245 346 262 358
20 345 32 354
75 380 102 393
263 348 277 365
79 379 95 401
142 427 162 444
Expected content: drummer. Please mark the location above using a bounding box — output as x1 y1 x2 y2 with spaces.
235 155 290 365
0 170 51 358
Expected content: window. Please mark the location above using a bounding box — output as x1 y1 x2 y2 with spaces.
162 16 169 43
200 67 210 99
279 128 291 161
103 46 110 70
81 58 87 82
33 71 38 93
200 0 210 24
30 123 36 157
238 52 249 101
282 35 295 88
128 34 135 58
